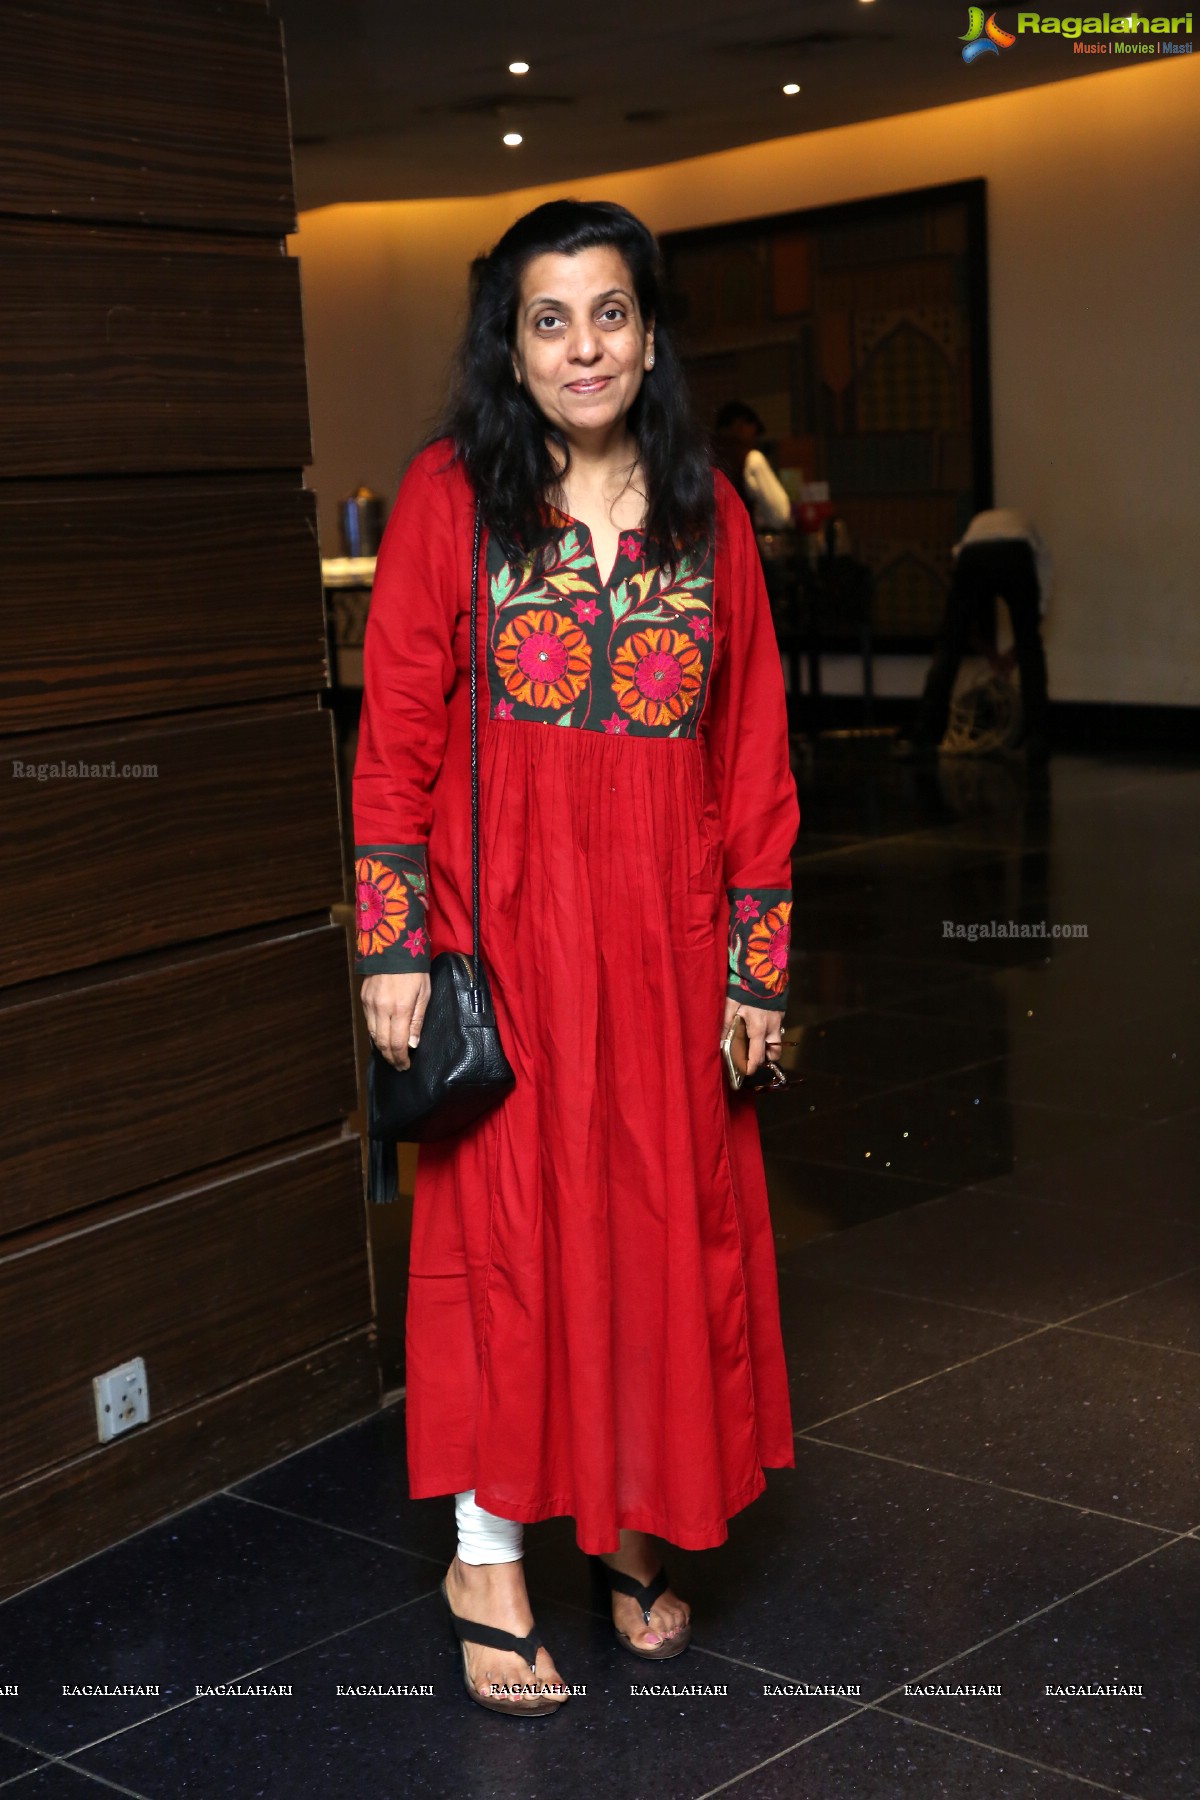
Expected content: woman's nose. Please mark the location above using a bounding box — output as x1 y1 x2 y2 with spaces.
566 324 601 364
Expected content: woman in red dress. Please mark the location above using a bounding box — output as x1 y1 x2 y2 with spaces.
354 201 798 1716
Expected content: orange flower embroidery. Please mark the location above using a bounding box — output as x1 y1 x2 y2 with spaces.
494 608 590 710
611 627 703 728
355 856 410 959
745 901 791 996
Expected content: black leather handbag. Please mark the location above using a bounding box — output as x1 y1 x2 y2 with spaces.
366 500 516 1200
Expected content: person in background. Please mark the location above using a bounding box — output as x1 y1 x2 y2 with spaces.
711 401 795 532
893 507 1052 761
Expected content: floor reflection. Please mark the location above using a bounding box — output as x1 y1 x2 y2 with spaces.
768 740 1200 1251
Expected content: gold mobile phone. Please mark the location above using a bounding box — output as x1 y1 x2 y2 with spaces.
721 1013 787 1093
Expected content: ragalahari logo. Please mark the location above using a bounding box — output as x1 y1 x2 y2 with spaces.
961 8 1018 58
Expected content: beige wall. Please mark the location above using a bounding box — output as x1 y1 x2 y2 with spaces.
295 58 1200 706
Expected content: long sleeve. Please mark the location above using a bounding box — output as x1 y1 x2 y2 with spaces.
1029 527 1052 615
704 478 800 1013
352 447 461 975
742 447 794 532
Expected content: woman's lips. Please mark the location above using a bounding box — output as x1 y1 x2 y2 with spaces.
565 377 612 393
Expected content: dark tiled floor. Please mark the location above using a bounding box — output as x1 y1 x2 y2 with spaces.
761 1076 1137 1191
976 1109 1200 1225
2 747 1197 1799
882 1536 1200 1798
784 1185 1200 1323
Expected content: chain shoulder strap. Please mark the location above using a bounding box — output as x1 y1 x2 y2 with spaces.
468 499 484 1010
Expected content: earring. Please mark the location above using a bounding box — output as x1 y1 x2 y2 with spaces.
646 351 655 370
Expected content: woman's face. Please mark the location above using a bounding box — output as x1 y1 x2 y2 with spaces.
511 246 654 446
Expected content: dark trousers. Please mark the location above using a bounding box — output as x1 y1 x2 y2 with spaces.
914 539 1049 746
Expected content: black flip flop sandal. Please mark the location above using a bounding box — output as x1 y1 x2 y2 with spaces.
589 1556 692 1660
439 1578 569 1716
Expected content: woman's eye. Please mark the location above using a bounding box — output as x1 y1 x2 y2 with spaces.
535 314 563 331
599 308 625 324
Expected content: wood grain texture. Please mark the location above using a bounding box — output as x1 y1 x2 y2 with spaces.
0 217 283 258
0 0 378 1604
0 1329 379 1602
0 0 295 233
0 1134 370 1492
0 230 311 475
0 924 359 1234
0 486 326 732
0 701 345 988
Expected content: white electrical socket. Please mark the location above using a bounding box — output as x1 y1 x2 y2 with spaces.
93 1357 150 1443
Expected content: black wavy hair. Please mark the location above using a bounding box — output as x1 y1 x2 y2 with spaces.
436 199 713 571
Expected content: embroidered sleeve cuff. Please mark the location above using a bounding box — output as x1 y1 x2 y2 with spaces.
353 844 430 974
726 887 792 1012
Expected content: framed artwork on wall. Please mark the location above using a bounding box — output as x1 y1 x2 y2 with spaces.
662 179 993 647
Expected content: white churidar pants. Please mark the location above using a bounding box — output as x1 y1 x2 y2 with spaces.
454 1488 524 1564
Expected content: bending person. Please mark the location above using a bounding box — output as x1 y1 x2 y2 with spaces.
895 507 1052 760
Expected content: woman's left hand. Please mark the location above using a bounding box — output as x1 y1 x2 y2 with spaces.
723 997 785 1075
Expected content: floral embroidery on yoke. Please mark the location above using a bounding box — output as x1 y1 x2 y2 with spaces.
486 521 715 738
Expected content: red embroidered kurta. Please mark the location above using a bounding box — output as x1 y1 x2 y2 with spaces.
353 441 799 1553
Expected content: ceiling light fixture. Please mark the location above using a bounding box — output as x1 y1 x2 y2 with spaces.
508 61 530 74
503 132 523 146
782 82 801 94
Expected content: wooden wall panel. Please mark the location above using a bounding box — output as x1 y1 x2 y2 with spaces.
0 1134 370 1491
0 218 282 258
1 0 378 1598
0 0 295 234
0 1330 380 1603
0 231 311 475
0 702 345 988
0 924 358 1234
0 486 326 731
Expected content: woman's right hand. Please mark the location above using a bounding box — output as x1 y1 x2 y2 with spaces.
361 971 431 1070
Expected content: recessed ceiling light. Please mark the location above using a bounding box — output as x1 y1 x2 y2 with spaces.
782 82 801 95
503 132 523 147
508 61 530 74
